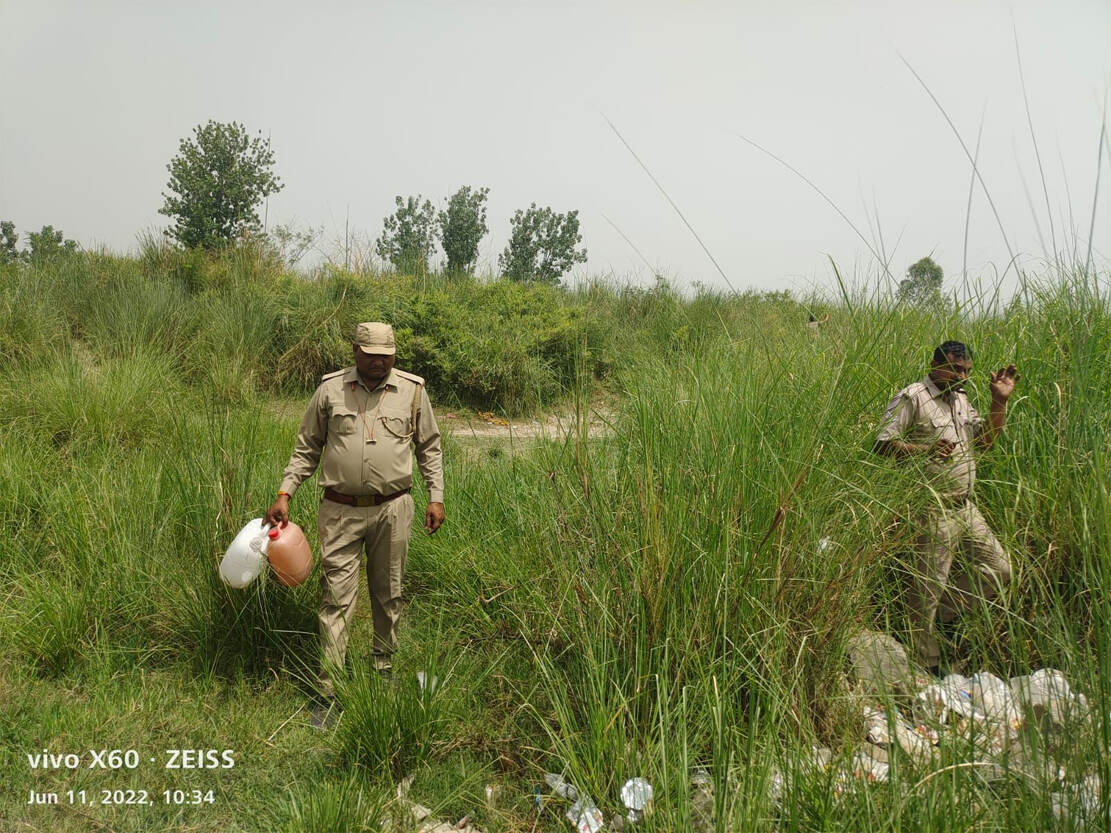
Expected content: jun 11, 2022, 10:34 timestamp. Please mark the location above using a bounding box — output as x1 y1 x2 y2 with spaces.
31 788 217 807
23 748 235 809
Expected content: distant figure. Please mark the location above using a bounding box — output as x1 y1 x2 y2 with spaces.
873 340 1019 674
806 312 830 336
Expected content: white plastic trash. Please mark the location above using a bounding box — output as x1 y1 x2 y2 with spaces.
219 518 270 588
863 707 891 745
892 719 936 762
941 672 971 693
849 748 890 782
969 672 1022 729
917 679 984 723
620 778 653 822
544 772 579 801
1010 668 1088 725
567 799 604 833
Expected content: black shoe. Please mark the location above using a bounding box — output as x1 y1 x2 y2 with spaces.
310 698 339 729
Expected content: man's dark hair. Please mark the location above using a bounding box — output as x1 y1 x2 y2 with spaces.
933 340 973 364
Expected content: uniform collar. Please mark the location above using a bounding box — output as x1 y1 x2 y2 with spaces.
344 366 400 393
922 374 964 401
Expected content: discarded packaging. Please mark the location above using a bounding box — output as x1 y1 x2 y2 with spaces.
892 718 936 762
917 679 984 723
544 772 580 801
805 746 833 772
849 745 890 782
1011 668 1089 725
864 706 937 752
219 519 269 588
969 671 1022 730
863 706 890 745
567 799 604 833
620 778 654 822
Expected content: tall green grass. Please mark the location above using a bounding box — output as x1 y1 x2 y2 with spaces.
413 272 1111 831
1 251 1108 831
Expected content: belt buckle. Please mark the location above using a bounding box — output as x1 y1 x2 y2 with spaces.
355 494 374 507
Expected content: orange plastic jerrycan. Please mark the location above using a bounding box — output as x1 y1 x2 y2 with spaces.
266 522 313 587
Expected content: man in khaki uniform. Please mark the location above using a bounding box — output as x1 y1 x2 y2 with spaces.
874 340 1019 673
265 322 444 712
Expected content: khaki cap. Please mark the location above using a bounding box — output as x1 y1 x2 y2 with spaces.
353 322 396 355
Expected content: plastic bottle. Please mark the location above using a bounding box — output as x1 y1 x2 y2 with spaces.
219 519 270 588
266 522 313 587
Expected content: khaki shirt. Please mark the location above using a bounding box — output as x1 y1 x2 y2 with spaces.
279 367 444 503
876 375 984 498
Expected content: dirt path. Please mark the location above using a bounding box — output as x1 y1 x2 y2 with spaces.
266 396 615 446
440 407 613 441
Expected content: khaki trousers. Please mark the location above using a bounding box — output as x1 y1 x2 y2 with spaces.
317 493 415 695
908 498 1011 666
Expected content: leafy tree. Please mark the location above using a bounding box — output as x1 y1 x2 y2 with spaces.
898 256 944 307
375 195 437 274
261 222 321 269
159 120 283 250
437 186 489 274
498 203 588 284
26 225 77 262
1 221 18 263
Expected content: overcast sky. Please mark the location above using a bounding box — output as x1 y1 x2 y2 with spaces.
1 0 1108 296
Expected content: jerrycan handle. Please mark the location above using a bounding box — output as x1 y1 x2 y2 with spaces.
249 523 272 553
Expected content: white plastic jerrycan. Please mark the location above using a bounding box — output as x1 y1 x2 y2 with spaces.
219 518 270 588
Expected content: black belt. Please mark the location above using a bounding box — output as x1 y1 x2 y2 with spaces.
324 487 410 507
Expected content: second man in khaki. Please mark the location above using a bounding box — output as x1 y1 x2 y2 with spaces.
874 340 1019 673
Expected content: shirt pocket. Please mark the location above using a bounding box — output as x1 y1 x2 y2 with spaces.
927 412 956 444
378 409 413 440
329 406 358 437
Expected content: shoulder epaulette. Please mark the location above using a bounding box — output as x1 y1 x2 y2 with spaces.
322 368 348 381
393 369 425 386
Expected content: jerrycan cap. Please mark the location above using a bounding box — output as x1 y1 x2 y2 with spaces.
267 527 281 540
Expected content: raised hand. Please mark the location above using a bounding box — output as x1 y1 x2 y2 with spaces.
989 364 1020 401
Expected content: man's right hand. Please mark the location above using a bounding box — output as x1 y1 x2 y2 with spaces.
934 438 956 459
265 494 290 527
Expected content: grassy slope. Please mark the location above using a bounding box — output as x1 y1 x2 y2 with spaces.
1 255 1109 831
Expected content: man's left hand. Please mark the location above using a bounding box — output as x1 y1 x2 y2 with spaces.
425 502 445 534
989 364 1020 401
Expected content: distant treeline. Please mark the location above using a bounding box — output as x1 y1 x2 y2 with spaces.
0 242 818 413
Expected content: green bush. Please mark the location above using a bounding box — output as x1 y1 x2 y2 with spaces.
2 251 833 414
